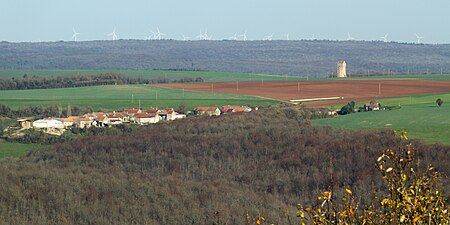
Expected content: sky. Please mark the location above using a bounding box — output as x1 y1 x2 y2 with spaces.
1 0 449 43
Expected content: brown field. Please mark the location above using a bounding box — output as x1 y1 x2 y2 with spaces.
157 80 450 106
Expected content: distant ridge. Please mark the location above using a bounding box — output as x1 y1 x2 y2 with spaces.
1 40 449 77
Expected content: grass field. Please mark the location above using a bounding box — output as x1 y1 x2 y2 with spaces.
313 92 450 145
0 85 280 110
0 69 308 82
0 139 42 158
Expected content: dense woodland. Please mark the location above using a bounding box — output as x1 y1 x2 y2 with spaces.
1 40 450 76
0 109 448 224
0 73 203 90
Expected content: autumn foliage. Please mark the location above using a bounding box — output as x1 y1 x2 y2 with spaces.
0 109 448 224
293 131 449 225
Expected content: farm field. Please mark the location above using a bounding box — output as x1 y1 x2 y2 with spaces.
313 93 450 145
159 79 450 106
0 85 279 110
0 139 42 158
0 69 307 82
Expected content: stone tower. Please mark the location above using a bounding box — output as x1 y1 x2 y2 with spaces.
337 60 347 78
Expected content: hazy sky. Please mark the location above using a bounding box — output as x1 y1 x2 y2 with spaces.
1 0 449 43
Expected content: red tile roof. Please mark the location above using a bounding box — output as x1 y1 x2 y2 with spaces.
133 113 158 118
124 108 141 114
144 109 160 114
222 106 247 113
195 107 219 112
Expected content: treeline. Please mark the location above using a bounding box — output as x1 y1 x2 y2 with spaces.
0 73 204 90
0 104 89 118
0 109 448 224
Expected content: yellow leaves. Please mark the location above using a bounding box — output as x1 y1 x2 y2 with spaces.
298 212 305 219
402 174 407 181
322 191 332 199
255 215 265 225
345 188 352 195
380 198 389 206
400 130 409 140
340 210 347 217
349 208 355 217
294 141 449 225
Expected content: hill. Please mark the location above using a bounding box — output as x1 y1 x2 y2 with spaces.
1 40 450 76
0 109 448 224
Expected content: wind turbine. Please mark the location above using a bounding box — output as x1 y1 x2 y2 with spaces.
72 28 80 42
239 30 247 41
203 29 212 40
263 33 274 41
107 27 118 41
229 32 238 40
415 34 424 44
380 33 389 42
281 33 289 40
155 27 165 40
196 29 205 40
181 34 190 41
347 32 355 41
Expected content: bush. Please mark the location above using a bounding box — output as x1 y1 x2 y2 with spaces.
339 101 356 115
294 131 450 225
436 98 444 107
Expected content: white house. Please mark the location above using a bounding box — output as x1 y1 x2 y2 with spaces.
194 107 221 116
33 119 65 129
74 117 92 128
132 113 160 124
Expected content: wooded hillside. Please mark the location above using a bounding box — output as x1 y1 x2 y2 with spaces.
0 109 448 224
1 40 450 76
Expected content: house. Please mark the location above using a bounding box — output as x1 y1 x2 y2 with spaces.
74 117 92 128
363 102 381 111
107 112 126 125
33 119 65 129
143 108 161 114
84 112 106 121
194 107 221 116
132 113 160 124
17 119 32 129
93 114 111 127
59 116 81 128
221 105 252 113
124 108 142 116
158 109 177 120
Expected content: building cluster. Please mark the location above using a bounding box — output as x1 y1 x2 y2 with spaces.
16 105 252 135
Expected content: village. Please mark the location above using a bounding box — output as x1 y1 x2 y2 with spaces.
14 105 253 136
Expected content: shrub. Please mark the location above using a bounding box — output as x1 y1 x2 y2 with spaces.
294 131 450 225
436 98 444 107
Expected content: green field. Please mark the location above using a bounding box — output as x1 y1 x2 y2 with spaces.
0 85 280 110
313 93 450 145
0 139 42 158
0 69 307 82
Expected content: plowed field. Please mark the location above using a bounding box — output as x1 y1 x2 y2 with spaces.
158 80 450 106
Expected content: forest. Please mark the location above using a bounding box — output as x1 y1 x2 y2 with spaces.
0 73 203 90
1 40 450 77
0 108 448 224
